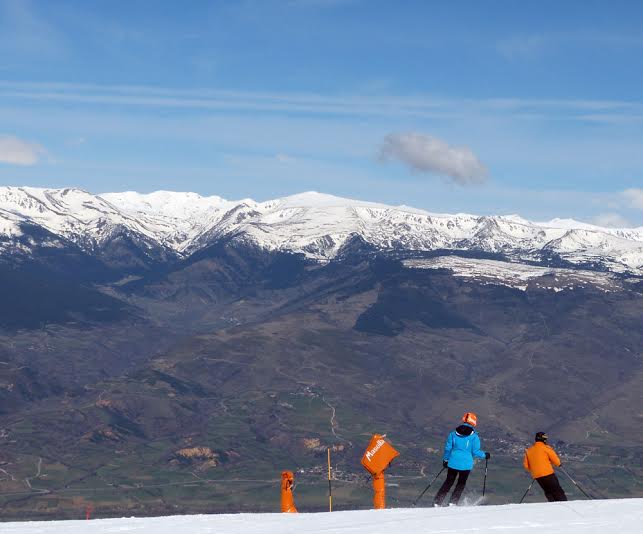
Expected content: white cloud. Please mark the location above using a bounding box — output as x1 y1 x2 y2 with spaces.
590 213 631 228
379 132 487 185
276 153 295 163
0 134 44 165
622 188 643 210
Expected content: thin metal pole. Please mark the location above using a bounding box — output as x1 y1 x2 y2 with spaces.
412 467 446 506
560 466 593 499
519 479 535 503
327 448 333 512
482 458 489 497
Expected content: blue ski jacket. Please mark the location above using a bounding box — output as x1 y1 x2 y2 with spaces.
442 424 486 471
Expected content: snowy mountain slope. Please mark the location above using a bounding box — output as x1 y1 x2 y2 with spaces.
1 187 642 274
100 190 236 252
404 257 626 292
0 187 170 259
0 209 24 255
4 499 642 534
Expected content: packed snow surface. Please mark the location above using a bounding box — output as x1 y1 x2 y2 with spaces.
4 499 642 534
1 187 642 274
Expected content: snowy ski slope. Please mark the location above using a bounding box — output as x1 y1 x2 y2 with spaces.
4 499 642 534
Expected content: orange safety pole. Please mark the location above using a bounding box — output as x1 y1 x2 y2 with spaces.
280 471 298 513
327 448 333 512
372 471 386 509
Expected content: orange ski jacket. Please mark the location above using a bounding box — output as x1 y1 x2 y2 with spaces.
523 442 561 479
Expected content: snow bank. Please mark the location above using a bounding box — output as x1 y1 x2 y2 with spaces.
4 499 642 534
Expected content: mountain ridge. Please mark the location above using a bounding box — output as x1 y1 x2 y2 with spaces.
1 186 642 275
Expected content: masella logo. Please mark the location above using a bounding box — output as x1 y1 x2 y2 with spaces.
365 439 386 462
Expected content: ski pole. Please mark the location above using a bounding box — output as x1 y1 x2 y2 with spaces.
482 458 489 497
412 467 446 506
560 466 593 500
519 480 535 504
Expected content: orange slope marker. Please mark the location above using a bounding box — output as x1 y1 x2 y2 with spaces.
361 434 400 509
280 470 298 513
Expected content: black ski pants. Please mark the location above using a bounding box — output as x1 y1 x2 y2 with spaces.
434 468 470 505
536 473 567 502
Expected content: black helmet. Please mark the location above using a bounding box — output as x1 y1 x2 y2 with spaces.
535 432 548 443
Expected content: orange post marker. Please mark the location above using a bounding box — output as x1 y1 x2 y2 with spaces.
280 471 298 513
361 434 400 510
372 471 386 509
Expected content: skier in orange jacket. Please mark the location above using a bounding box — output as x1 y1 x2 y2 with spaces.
523 432 567 502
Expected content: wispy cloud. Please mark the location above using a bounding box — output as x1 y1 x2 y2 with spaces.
2 80 643 123
497 30 643 60
590 212 631 228
497 34 550 60
0 134 45 165
0 0 67 58
275 153 295 163
378 132 487 186
622 188 643 210
0 80 460 119
288 0 359 7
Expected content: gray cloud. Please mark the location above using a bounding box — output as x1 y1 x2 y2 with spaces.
379 132 487 185
0 134 44 165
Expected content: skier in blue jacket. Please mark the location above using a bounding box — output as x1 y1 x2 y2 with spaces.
434 412 490 506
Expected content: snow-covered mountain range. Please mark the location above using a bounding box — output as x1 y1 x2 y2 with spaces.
1 186 642 275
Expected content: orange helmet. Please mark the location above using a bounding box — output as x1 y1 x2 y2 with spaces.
462 412 478 427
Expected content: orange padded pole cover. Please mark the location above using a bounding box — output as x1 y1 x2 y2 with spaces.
280 471 297 513
372 471 386 509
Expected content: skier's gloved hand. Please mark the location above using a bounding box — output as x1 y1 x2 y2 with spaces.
485 452 491 460
442 460 448 468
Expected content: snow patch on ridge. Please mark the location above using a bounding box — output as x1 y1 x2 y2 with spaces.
405 256 622 292
0 211 22 237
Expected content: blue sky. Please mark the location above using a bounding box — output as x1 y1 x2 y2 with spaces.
1 0 642 225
